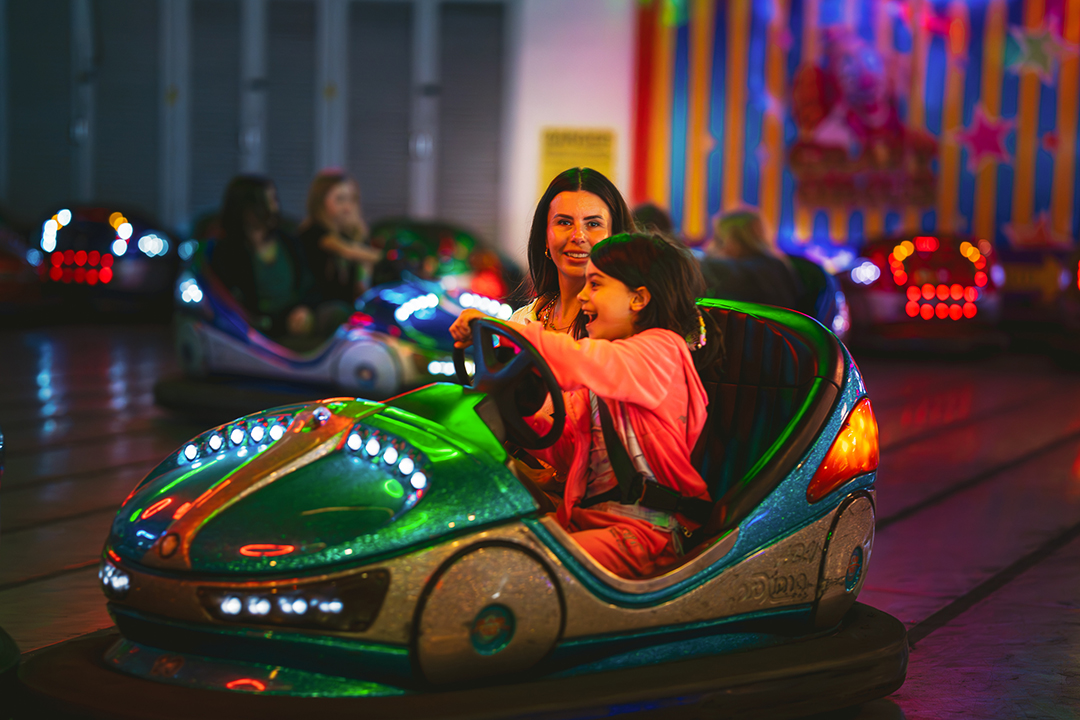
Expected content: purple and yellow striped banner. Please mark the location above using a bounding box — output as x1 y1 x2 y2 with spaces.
630 0 1080 254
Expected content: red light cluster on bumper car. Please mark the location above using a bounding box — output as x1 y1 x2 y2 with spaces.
903 283 980 320
47 250 114 284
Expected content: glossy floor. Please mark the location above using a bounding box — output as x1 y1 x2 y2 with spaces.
1 325 1078 719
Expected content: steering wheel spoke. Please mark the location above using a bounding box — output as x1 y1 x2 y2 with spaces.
452 318 566 449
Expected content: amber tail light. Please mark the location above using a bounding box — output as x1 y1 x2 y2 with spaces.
807 398 879 503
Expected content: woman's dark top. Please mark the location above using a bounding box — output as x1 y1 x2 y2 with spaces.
209 231 314 336
699 254 806 310
300 222 359 305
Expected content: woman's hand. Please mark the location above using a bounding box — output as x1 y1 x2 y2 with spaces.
449 308 487 348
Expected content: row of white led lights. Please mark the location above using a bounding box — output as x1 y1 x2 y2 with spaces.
218 593 343 618
99 560 130 597
39 209 169 257
179 416 292 463
427 358 474 377
344 426 428 492
457 292 513 320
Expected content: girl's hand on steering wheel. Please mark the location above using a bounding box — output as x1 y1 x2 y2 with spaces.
450 308 487 348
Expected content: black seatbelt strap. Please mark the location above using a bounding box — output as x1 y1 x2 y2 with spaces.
589 398 713 525
596 398 643 505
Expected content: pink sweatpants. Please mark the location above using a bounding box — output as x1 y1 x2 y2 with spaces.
566 506 679 579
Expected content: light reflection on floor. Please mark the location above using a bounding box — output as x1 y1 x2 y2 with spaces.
1 325 1078 719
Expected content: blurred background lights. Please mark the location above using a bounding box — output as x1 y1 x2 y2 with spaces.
850 260 881 285
179 278 203 304
458 292 513 319
117 222 133 240
112 238 127 256
394 292 440 322
178 239 198 260
247 597 271 615
56 208 72 226
137 233 169 257
221 596 242 615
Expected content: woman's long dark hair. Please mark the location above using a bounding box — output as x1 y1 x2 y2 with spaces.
220 175 278 246
525 167 635 338
590 233 723 373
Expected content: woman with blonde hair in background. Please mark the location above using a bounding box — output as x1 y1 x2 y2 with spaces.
299 170 382 306
700 209 804 309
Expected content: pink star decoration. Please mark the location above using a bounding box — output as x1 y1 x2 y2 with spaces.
956 107 1013 172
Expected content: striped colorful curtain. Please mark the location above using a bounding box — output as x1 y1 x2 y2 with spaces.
632 0 1080 260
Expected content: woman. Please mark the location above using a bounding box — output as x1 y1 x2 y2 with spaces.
209 175 315 337
452 234 720 578
512 167 635 338
299 170 382 304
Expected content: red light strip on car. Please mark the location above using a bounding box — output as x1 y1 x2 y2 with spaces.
225 678 266 692
141 498 174 520
238 544 296 557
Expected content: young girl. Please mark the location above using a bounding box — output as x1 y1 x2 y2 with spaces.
450 233 721 579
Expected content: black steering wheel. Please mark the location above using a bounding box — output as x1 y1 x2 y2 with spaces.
453 318 566 449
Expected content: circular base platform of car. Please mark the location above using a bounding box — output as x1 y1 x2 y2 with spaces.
153 375 332 424
11 603 906 720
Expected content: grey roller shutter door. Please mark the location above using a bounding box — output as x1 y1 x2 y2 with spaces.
93 0 161 220
347 1 412 224
7 0 73 223
437 2 503 245
266 0 316 222
190 0 242 218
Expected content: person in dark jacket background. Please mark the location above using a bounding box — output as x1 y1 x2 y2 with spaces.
208 175 317 338
700 209 805 309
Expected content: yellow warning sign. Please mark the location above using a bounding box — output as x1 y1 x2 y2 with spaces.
539 128 616 194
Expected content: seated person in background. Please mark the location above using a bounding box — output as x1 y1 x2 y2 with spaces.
299 170 381 305
209 175 317 338
631 202 675 239
450 233 721 580
700 209 805 309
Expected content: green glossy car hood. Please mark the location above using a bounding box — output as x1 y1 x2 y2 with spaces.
110 388 538 574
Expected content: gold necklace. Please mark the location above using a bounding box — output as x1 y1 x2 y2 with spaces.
539 295 573 332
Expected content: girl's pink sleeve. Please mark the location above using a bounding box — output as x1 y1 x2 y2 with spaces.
517 324 681 411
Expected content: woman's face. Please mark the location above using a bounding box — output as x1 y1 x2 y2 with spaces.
323 182 362 231
545 191 612 284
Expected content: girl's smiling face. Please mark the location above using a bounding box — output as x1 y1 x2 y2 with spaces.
546 191 612 283
578 260 651 341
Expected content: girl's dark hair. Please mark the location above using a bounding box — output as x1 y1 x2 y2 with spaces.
220 175 278 246
525 167 635 338
590 232 723 372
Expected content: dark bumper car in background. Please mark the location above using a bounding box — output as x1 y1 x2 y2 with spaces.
31 207 179 319
841 234 1007 353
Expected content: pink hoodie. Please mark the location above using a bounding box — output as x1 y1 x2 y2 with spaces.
517 323 710 527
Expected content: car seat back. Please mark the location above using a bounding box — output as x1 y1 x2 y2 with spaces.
694 300 844 535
